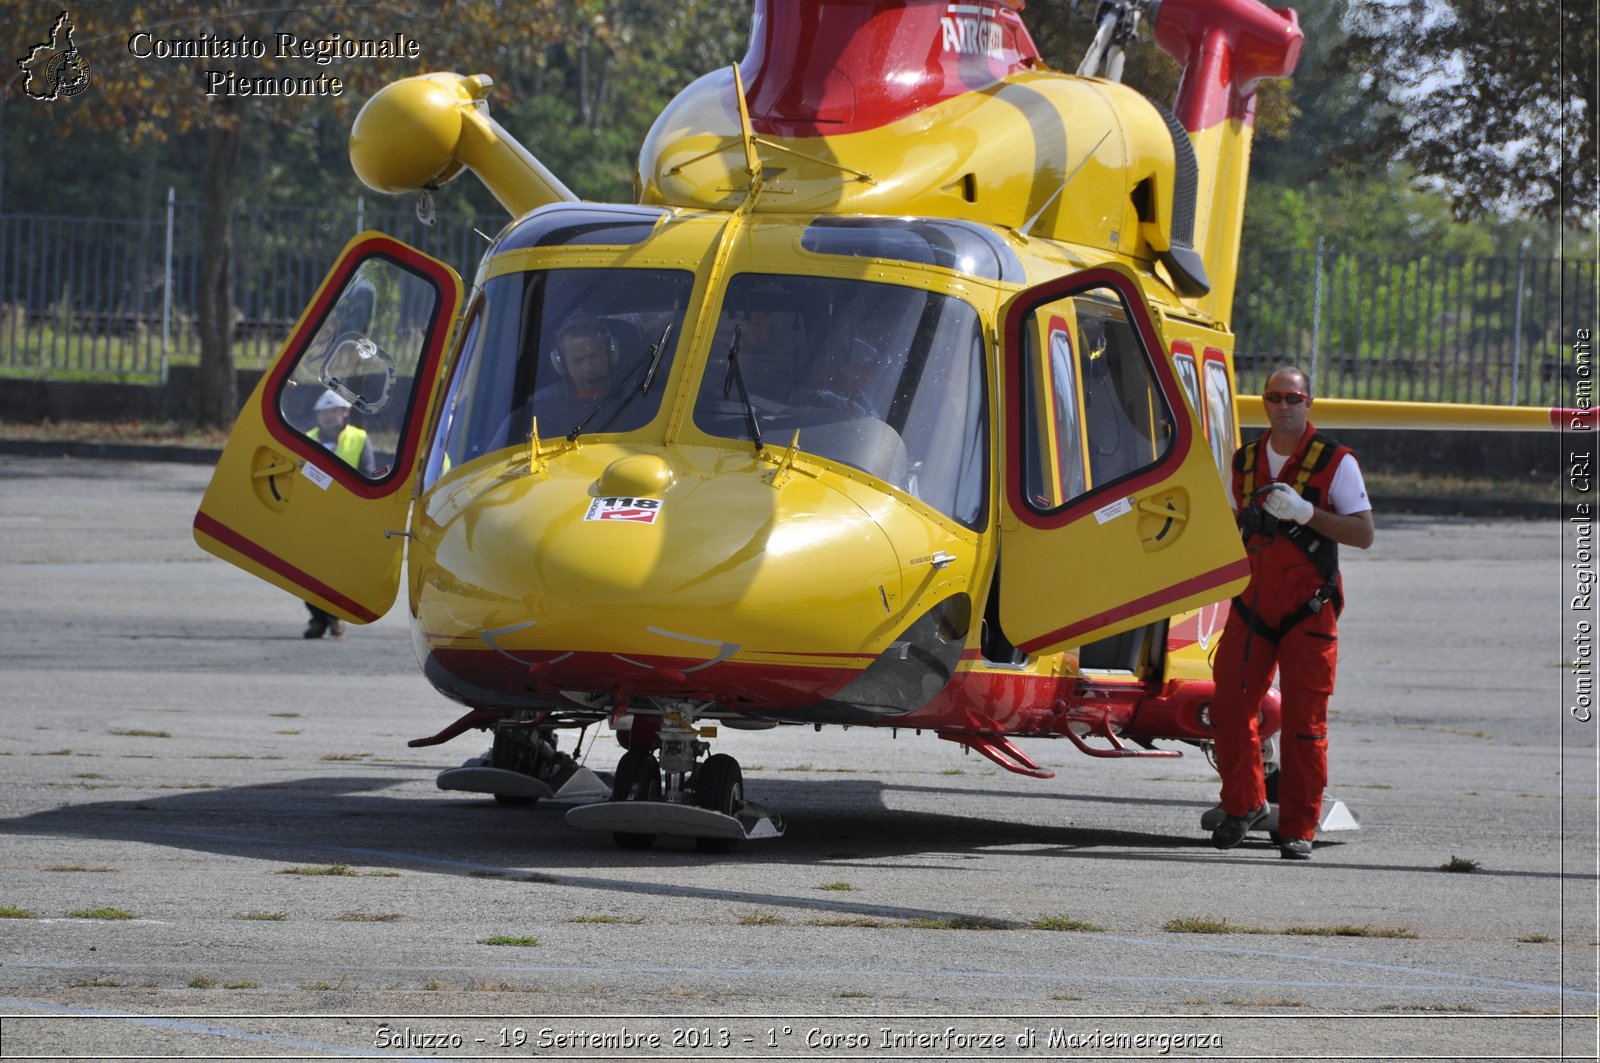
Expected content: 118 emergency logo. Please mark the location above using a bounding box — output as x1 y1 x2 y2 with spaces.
585 497 663 524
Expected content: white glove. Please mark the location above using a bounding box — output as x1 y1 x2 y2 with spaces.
1261 482 1314 524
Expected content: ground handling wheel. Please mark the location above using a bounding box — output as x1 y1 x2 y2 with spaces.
610 748 663 850
690 753 744 853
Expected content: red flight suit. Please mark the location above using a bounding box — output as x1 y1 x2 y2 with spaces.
1211 424 1353 842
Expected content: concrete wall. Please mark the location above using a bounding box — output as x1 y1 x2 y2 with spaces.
0 368 266 424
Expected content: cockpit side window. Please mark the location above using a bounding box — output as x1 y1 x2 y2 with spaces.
692 274 988 530
422 267 693 486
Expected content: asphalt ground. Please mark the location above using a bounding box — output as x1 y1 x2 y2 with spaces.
0 453 1595 1061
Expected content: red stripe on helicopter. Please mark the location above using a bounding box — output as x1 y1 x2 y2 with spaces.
1015 556 1251 654
193 512 380 623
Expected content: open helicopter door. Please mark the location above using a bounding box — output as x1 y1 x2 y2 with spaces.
998 263 1247 656
194 233 463 623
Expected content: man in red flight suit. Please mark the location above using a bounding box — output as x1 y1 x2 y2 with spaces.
1210 367 1374 859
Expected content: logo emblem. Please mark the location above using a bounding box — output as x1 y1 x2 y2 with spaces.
584 497 663 524
18 11 91 101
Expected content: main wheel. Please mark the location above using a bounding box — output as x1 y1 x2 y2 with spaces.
610 749 662 850
691 753 743 853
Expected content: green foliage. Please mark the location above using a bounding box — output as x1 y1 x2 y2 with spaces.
1335 0 1595 223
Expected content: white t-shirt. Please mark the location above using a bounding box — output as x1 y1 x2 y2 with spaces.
1265 438 1371 515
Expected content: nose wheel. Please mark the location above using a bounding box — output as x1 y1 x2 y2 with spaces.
690 754 743 853
565 711 784 850
610 749 664 850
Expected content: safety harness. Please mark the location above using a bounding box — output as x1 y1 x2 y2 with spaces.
1232 432 1347 644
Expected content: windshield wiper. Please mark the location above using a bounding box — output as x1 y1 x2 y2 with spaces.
567 323 674 443
721 324 763 452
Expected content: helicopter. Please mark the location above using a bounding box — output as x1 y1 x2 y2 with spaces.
193 0 1579 851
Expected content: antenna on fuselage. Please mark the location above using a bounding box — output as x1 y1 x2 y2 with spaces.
731 64 766 205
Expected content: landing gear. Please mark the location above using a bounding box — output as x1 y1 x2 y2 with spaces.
565 704 784 850
691 754 743 853
435 724 609 805
611 749 663 850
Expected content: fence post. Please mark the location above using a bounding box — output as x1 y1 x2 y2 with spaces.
1309 236 1325 394
161 186 174 386
1510 238 1528 404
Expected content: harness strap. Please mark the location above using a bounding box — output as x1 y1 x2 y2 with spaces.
1232 582 1343 645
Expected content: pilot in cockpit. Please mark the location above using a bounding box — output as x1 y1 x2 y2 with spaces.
530 313 620 437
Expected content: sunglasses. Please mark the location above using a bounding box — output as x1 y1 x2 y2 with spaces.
1263 391 1308 405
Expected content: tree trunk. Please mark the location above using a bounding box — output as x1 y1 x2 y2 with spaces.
195 102 242 427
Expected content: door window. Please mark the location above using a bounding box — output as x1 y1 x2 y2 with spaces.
1018 286 1174 514
275 256 443 484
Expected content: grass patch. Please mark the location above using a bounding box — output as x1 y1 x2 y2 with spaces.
1284 924 1419 939
468 979 538 992
333 912 402 922
1030 915 1104 932
270 712 302 718
1377 1003 1479 1012
834 990 871 998
224 980 260 990
67 978 120 988
907 915 1010 931
1223 997 1306 1008
1439 855 1481 873
109 729 169 738
569 915 642 925
1164 916 1267 935
236 911 286 921
45 865 117 873
279 863 358 877
273 730 302 735
0 904 39 918
739 913 790 926
817 881 854 891
186 975 217 989
1517 933 1553 943
421 979 449 991
365 869 400 878
68 907 133 920
299 975 350 991
73 772 105 780
320 753 371 762
810 917 896 928
479 934 540 947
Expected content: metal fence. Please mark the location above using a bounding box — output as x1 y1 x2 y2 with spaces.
0 197 1590 409
1234 242 1591 407
0 195 500 382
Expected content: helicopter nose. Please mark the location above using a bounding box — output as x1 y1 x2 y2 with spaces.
414 447 908 688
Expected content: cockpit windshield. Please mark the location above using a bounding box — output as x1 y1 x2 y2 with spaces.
423 267 694 486
693 274 988 530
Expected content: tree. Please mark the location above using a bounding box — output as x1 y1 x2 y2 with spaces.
6 2 562 425
1336 0 1596 223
